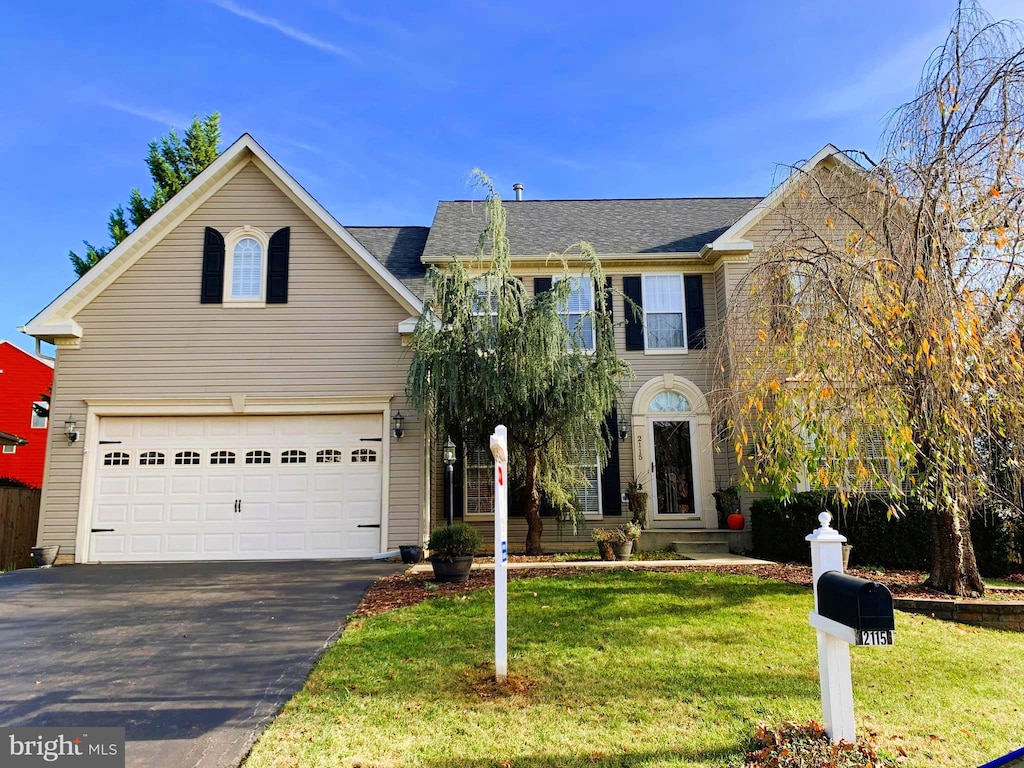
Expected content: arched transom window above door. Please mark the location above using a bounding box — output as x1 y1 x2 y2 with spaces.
631 373 708 417
649 391 691 413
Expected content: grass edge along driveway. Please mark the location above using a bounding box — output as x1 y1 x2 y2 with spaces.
244 570 1024 768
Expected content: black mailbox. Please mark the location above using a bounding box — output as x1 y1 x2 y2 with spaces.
817 571 895 632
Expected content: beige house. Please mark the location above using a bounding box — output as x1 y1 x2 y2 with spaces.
23 134 847 563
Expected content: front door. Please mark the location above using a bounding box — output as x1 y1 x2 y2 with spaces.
650 419 699 520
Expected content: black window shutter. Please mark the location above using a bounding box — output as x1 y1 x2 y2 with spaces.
200 227 225 304
623 275 644 350
601 407 623 516
267 227 290 304
684 275 706 349
534 276 552 295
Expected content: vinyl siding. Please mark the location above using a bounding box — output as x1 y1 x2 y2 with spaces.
429 265 733 548
38 161 423 554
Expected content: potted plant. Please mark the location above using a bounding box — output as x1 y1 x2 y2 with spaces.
427 523 482 583
613 521 642 560
625 478 649 527
592 528 618 561
713 486 741 529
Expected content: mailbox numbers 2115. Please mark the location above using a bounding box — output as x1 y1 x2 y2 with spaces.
857 630 894 646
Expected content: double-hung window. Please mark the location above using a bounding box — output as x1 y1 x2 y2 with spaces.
556 276 595 350
31 402 48 429
464 437 495 517
472 276 499 326
643 275 686 350
573 444 602 518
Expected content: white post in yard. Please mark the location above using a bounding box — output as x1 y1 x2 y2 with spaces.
807 511 856 744
489 424 509 682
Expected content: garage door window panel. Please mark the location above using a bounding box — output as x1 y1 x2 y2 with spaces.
175 451 201 466
281 449 307 464
210 450 236 465
246 450 272 465
317 449 343 463
139 451 165 466
104 451 131 467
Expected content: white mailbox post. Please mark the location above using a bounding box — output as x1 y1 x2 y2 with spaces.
489 425 509 682
807 511 855 744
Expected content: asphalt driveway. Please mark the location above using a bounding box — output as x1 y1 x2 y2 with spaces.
0 559 399 767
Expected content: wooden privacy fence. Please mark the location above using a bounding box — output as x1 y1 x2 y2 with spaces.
0 488 41 570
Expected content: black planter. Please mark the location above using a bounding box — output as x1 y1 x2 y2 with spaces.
429 555 474 583
30 545 60 568
399 545 423 564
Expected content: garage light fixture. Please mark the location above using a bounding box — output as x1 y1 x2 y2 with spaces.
64 416 79 445
392 411 405 440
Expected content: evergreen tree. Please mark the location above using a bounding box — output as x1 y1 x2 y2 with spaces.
70 113 221 277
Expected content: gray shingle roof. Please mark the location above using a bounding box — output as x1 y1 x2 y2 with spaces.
346 226 430 300
421 197 762 259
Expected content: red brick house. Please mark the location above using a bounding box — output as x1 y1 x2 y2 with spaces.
0 341 54 488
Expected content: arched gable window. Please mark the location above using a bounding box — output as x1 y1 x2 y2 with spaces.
223 227 269 303
231 237 263 299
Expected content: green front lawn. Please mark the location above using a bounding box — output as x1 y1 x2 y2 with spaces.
245 572 1024 767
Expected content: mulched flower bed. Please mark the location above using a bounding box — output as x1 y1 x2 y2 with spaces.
353 561 1023 618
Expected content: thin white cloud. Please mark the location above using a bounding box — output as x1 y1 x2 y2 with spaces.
205 0 356 60
808 0 1024 122
94 100 191 128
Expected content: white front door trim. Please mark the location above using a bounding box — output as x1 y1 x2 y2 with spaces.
75 396 392 562
630 375 716 529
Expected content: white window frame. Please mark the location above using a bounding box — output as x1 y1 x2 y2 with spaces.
554 274 596 351
470 275 500 335
223 226 269 306
573 446 603 520
2 445 16 454
463 436 603 519
641 273 688 355
31 402 48 429
463 437 495 519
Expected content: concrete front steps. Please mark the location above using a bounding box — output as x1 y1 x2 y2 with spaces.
637 528 752 555
671 530 733 557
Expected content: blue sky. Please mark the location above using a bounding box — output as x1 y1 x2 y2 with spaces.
1 0 1020 352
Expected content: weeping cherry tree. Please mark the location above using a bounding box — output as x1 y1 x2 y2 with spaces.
715 2 1024 597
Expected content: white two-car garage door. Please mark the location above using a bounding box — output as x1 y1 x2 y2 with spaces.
88 414 384 562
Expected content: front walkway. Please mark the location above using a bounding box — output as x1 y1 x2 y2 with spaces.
410 552 773 574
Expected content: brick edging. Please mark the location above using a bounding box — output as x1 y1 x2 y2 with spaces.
894 596 1024 631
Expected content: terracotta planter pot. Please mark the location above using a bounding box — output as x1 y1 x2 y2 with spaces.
612 541 633 560
429 555 474 583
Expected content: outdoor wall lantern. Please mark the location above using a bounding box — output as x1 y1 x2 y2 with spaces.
442 437 457 466
618 413 630 441
392 411 405 440
64 416 79 445
443 436 457 527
